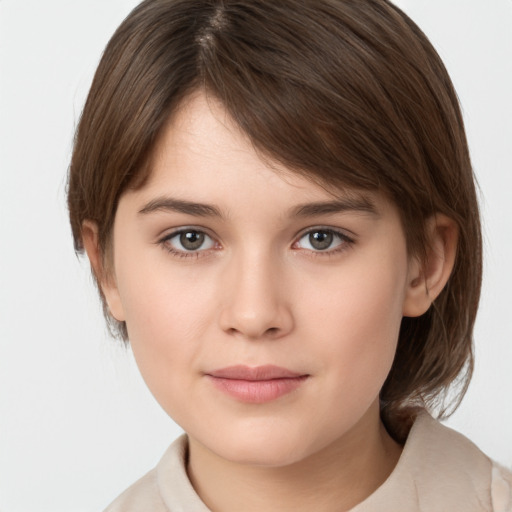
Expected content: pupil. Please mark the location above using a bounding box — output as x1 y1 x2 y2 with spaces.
310 231 333 250
180 231 204 250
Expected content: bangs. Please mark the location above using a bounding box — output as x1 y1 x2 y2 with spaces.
194 1 439 209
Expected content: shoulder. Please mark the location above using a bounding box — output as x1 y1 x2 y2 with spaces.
491 462 512 512
354 411 512 511
103 434 209 512
102 435 186 512
405 412 512 512
103 467 167 512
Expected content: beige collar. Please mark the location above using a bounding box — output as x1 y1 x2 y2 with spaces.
156 412 494 511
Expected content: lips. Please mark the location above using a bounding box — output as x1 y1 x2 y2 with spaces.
205 365 309 403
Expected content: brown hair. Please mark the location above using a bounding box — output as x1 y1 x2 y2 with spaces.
67 0 482 436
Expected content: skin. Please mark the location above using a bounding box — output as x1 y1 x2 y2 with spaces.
83 91 457 511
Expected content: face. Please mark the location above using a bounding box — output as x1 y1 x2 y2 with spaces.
101 91 419 467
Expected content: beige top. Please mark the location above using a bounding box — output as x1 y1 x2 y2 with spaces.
104 412 512 511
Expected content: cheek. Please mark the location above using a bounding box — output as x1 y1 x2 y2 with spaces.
305 255 405 333
300 251 407 398
113 252 218 399
114 231 217 331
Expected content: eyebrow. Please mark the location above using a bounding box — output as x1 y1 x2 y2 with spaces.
138 197 224 217
138 195 379 219
290 196 380 218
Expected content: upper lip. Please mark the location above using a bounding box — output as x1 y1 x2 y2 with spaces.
206 365 306 381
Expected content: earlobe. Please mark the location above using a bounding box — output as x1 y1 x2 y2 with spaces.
402 215 458 318
81 221 126 322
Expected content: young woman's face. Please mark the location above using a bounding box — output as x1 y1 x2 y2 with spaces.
104 91 417 467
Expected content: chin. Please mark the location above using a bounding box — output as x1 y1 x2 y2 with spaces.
198 420 331 468
218 440 309 467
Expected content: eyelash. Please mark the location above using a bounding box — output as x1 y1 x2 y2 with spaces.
158 228 218 260
158 227 355 259
293 228 355 258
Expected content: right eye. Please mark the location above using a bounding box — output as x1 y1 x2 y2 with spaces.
160 229 216 256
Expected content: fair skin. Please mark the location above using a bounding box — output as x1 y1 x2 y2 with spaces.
83 91 457 511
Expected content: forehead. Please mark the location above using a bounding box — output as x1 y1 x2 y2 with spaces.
137 91 387 215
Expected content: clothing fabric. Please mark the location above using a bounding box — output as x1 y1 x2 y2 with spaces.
104 412 512 511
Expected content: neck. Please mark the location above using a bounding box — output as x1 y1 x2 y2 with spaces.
186 404 402 512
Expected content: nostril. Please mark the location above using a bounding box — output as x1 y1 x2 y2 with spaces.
218 291 294 339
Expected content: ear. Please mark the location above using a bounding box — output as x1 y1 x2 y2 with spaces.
403 214 458 317
81 221 126 322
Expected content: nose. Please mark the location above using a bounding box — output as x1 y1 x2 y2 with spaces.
218 249 294 340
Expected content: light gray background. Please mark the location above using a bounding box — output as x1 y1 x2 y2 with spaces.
0 1 511 511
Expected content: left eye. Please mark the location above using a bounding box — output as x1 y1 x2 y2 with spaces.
164 230 215 252
296 229 347 251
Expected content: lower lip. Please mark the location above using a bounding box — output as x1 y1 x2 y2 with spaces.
207 376 308 403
